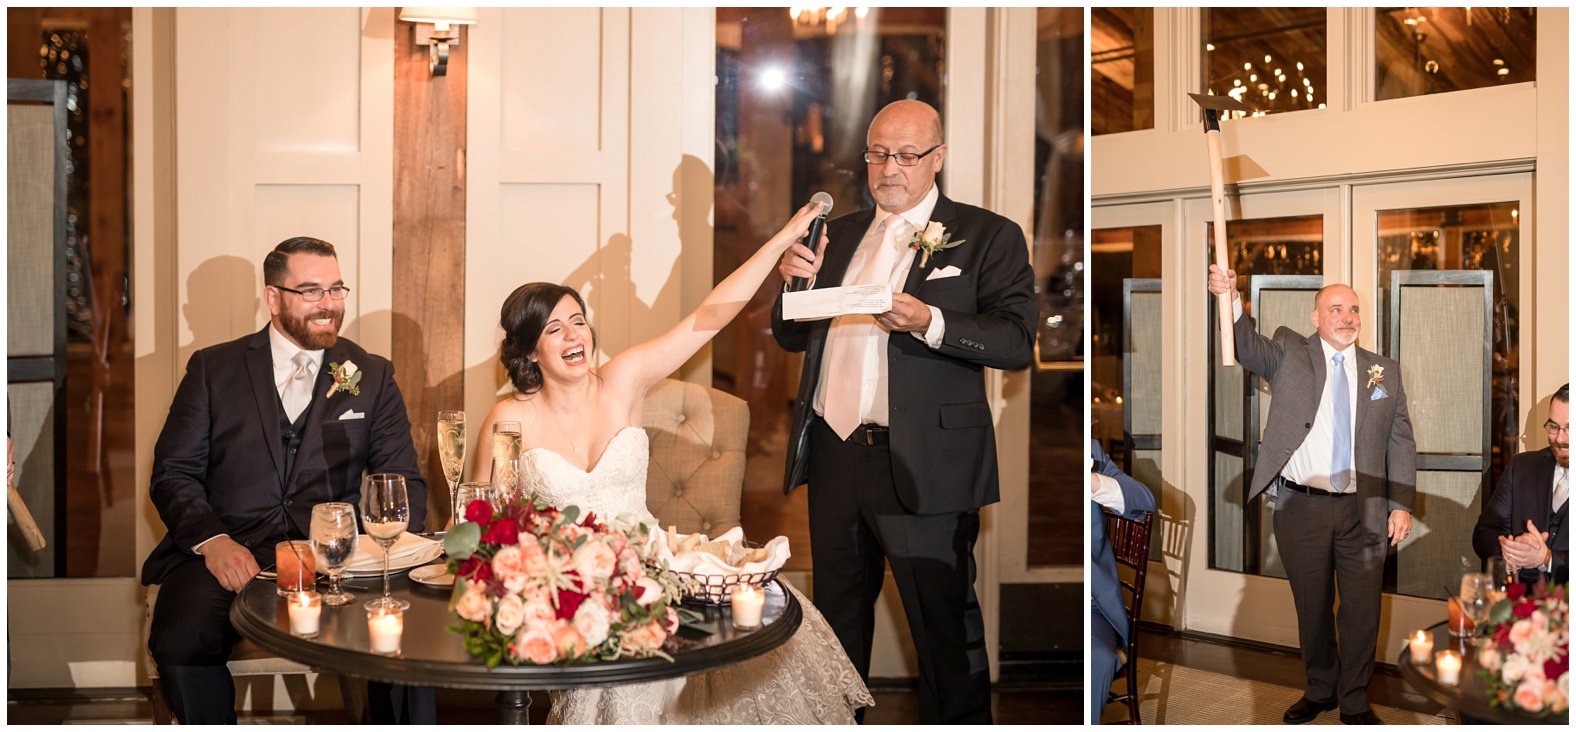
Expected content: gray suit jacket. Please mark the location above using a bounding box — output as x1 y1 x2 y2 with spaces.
1235 314 1417 523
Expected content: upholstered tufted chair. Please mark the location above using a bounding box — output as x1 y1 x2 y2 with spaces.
641 378 749 536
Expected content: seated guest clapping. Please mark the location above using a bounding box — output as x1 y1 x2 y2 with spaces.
1090 440 1155 723
142 237 433 723
1473 384 1569 585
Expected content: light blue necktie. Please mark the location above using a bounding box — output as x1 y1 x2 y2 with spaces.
1331 352 1351 491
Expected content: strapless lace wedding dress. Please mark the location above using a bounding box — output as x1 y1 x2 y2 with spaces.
520 427 874 725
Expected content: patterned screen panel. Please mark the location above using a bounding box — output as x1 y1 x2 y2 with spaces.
1129 291 1163 437
1396 470 1483 599
7 382 56 578
1213 450 1244 572
1398 286 1485 454
7 105 55 357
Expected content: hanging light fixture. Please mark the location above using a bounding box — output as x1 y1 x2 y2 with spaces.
399 7 479 77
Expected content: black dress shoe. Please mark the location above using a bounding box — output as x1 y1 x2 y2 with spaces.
1340 710 1384 725
1284 697 1339 724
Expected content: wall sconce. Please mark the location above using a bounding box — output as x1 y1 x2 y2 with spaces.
399 7 478 77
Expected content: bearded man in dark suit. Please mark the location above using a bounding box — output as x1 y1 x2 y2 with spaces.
1208 265 1416 725
1473 384 1569 585
771 100 1037 723
142 237 431 724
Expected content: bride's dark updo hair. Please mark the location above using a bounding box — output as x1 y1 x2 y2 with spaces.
499 283 596 394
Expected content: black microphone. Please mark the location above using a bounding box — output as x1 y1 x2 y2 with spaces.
790 191 834 292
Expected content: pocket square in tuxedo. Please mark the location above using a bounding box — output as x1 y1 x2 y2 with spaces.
1369 388 1388 401
926 265 963 281
339 408 366 420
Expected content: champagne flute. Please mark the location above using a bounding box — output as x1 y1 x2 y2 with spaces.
310 502 359 606
361 474 411 611
437 410 466 524
1459 572 1493 644
492 421 523 507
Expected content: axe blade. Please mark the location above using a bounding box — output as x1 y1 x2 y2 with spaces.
1188 92 1256 114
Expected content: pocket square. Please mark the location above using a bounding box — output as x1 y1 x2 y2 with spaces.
339 409 366 420
1369 388 1388 401
926 265 963 281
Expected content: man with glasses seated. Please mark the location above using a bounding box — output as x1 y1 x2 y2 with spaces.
142 237 432 723
1474 384 1570 586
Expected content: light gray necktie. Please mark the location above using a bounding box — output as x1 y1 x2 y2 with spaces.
1555 468 1569 513
1330 353 1352 492
282 352 314 423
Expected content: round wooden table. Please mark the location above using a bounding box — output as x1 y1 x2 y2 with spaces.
231 569 801 723
1396 622 1566 725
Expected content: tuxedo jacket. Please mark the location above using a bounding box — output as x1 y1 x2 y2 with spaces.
1235 316 1417 528
1091 441 1156 648
771 193 1036 514
1472 447 1568 585
141 326 428 585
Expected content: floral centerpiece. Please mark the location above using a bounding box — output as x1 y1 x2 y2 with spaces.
1476 580 1568 717
442 497 683 667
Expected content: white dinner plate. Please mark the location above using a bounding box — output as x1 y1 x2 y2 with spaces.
342 542 445 577
409 564 455 587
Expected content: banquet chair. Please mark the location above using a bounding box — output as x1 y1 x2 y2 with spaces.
143 584 363 723
1103 507 1155 725
641 378 748 536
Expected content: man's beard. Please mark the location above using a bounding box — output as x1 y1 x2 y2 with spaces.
280 307 342 350
872 177 909 210
1555 440 1569 468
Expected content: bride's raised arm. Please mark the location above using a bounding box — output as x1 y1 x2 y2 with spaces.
604 200 826 392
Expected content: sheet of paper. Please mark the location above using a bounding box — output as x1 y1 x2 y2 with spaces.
782 284 892 321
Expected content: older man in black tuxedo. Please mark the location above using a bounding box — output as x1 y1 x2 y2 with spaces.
1474 384 1569 585
143 237 430 724
771 100 1037 723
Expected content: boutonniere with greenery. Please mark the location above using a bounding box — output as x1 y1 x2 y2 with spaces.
326 360 361 398
909 221 964 268
1366 364 1386 394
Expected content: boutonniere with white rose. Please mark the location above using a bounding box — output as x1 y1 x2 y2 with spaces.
1366 364 1386 394
326 360 361 398
909 221 964 268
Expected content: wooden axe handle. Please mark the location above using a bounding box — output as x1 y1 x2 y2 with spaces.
1204 130 1237 367
8 482 47 552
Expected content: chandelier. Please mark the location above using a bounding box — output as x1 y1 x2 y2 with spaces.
789 7 869 35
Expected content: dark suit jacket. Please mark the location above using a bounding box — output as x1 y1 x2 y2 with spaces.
771 192 1036 514
1472 447 1568 585
141 326 427 585
1091 441 1155 648
1234 316 1417 528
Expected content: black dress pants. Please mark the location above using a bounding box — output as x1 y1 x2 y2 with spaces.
806 417 992 724
149 555 435 724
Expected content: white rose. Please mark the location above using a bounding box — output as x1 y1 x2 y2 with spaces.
922 221 944 242
494 593 526 636
573 601 611 647
454 584 493 623
572 541 617 586
1501 654 1531 684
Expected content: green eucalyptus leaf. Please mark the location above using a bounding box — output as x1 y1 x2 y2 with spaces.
560 505 580 524
444 521 481 559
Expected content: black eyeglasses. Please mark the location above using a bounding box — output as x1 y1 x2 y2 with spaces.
862 144 942 167
274 284 350 302
1546 421 1571 439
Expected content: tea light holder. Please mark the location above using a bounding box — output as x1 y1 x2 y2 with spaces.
730 584 765 630
287 590 322 638
368 607 404 654
1435 649 1462 686
1408 629 1433 665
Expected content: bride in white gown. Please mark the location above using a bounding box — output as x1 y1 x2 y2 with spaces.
471 201 873 724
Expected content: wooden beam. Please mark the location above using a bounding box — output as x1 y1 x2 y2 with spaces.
7 8 44 79
392 23 468 528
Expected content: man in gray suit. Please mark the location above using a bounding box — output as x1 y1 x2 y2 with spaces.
1209 265 1416 725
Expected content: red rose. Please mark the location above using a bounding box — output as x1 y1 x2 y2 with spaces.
581 511 600 529
557 588 588 620
465 499 494 524
1545 657 1567 682
482 519 520 545
1507 583 1527 601
1512 600 1535 619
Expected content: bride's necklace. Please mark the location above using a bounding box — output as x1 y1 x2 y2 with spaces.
542 402 581 454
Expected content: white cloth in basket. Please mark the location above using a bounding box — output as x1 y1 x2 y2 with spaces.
648 526 792 576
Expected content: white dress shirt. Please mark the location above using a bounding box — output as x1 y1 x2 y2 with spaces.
194 324 324 555
813 185 946 426
1282 337 1360 493
1091 462 1127 514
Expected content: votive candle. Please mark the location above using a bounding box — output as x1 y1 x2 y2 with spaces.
288 590 322 637
1435 650 1462 685
368 608 404 654
1408 629 1433 665
731 584 764 630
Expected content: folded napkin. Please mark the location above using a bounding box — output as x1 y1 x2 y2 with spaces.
342 532 443 573
648 526 791 576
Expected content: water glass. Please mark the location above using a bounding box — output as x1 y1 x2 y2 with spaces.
310 502 359 606
453 481 496 524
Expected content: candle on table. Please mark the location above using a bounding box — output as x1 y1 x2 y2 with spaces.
730 584 764 630
1408 629 1433 665
368 608 404 654
287 591 322 637
1435 650 1462 685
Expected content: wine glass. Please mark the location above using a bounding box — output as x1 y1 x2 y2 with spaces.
310 502 359 606
437 410 466 524
492 421 523 507
1459 572 1493 644
452 481 494 525
361 474 411 611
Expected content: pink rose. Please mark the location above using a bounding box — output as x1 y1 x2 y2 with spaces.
1543 677 1567 714
1478 643 1501 672
492 545 526 582
515 628 558 665
572 541 618 586
619 619 666 653
519 541 549 575
661 606 679 635
494 593 526 636
455 584 493 624
633 576 665 607
553 625 587 659
523 599 557 628
1514 679 1545 713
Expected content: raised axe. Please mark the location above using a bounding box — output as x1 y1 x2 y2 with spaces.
1188 92 1255 367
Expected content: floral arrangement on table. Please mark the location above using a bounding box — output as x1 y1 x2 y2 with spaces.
442 496 685 667
1476 580 1568 717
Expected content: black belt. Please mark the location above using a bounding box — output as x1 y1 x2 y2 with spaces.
847 424 889 446
1278 475 1352 497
